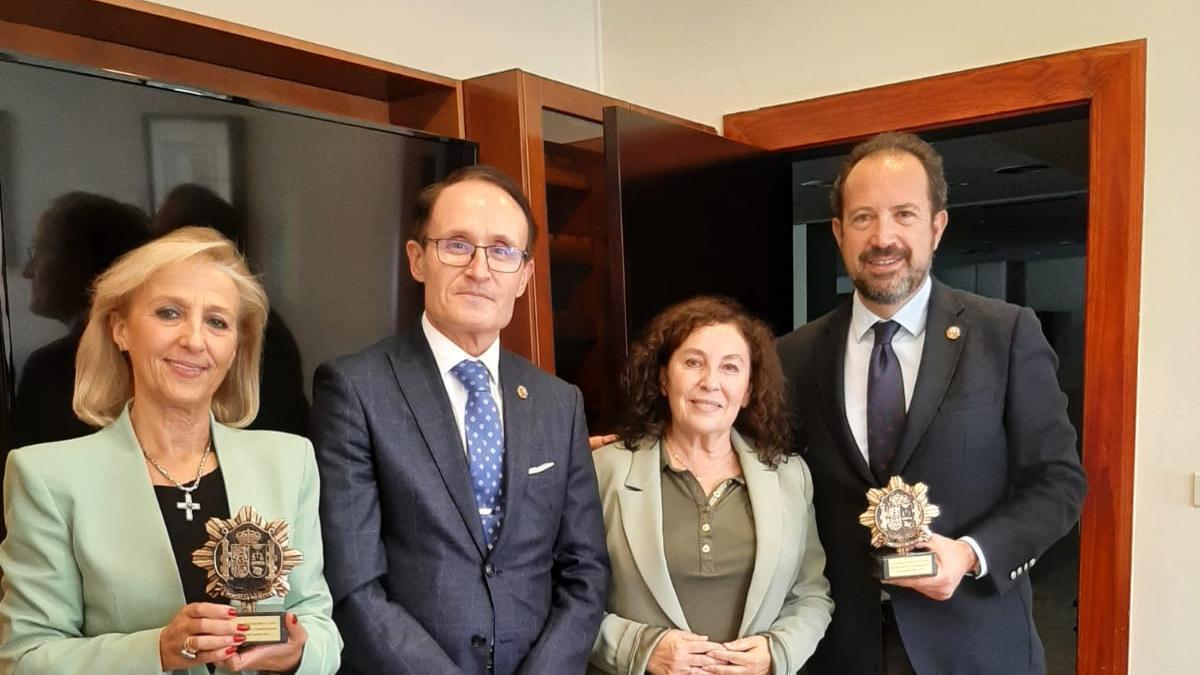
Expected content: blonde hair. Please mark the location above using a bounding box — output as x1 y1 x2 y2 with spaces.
73 226 269 428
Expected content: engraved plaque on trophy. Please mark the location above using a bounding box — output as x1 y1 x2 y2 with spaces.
858 476 941 580
192 505 303 644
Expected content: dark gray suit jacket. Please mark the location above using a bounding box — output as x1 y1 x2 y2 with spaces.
778 280 1087 675
310 327 609 674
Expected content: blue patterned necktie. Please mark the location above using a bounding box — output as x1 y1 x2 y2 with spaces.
450 359 505 549
867 320 906 484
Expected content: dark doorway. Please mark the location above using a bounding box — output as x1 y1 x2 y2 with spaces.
789 108 1088 674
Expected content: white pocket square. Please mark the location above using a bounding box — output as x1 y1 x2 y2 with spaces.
527 462 555 475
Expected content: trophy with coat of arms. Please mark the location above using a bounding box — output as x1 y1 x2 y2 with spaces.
192 505 303 644
858 476 941 580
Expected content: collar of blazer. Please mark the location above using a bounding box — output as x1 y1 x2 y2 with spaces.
109 401 271 517
815 279 970 485
385 326 538 559
813 301 872 485
617 430 783 635
93 403 283 619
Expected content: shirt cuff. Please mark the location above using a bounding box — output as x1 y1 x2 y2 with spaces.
633 626 670 674
959 536 988 578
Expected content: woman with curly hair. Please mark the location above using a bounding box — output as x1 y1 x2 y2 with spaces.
590 296 832 675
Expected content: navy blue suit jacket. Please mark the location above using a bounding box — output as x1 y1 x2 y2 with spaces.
311 327 609 674
778 280 1086 675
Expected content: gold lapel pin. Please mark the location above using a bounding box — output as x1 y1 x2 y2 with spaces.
516 385 529 400
945 325 962 341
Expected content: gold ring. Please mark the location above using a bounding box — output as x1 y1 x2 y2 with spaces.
181 635 198 659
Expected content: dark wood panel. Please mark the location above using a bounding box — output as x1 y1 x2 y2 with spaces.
724 40 1145 674
462 71 554 367
606 107 792 342
0 20 392 123
0 0 462 136
470 68 717 134
462 70 719 409
2 0 458 96
388 88 463 139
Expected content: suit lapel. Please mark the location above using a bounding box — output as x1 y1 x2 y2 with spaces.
617 440 690 630
735 432 781 636
491 351 533 555
387 328 487 557
892 281 967 475
816 302 876 486
109 408 188 597
213 422 268 518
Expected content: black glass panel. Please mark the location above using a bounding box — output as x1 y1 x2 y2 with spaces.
0 54 476 450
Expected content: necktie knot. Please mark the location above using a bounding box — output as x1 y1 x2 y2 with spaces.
451 359 492 393
872 320 902 346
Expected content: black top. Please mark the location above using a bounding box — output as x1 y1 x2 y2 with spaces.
153 467 232 605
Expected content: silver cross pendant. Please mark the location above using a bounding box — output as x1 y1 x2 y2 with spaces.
176 492 201 521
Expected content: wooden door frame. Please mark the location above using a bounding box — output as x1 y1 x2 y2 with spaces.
724 40 1144 674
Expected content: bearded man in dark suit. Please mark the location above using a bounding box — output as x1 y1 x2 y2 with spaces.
778 132 1086 675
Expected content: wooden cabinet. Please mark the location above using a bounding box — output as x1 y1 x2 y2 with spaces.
0 0 462 136
463 71 715 432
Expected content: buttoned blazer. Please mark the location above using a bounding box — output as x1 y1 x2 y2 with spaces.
588 432 832 675
0 406 341 675
310 326 609 675
777 279 1087 675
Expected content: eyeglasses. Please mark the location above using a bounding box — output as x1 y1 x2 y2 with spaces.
424 237 529 273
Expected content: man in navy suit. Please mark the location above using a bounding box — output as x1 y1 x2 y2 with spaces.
311 165 609 674
778 133 1086 675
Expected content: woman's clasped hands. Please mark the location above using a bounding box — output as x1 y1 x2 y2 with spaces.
648 630 771 675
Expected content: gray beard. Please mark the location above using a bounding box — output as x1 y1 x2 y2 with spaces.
853 263 929 306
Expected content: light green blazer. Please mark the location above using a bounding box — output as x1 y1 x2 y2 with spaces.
0 406 342 675
589 432 833 675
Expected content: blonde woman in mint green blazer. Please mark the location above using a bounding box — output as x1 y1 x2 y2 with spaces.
0 228 340 675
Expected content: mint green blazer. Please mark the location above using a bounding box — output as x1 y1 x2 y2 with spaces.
0 406 342 675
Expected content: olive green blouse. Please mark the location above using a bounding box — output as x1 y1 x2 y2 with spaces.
659 447 756 643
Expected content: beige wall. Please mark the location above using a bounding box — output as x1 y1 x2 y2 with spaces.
598 0 1197 671
152 0 602 89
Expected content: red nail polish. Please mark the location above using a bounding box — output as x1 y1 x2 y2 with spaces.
227 608 238 617
290 614 298 625
226 646 238 655
233 635 246 643
237 623 251 632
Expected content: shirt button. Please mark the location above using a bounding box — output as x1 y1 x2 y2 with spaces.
701 523 711 532
701 544 711 553
484 563 496 577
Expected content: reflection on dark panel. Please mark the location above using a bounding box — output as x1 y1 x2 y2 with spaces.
12 194 152 447
541 111 617 431
0 54 476 452
805 221 843 320
605 107 791 346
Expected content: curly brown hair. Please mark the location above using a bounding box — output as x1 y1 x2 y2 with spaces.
616 295 791 467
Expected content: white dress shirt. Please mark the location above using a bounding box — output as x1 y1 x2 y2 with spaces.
843 276 931 463
842 277 988 577
421 313 504 455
